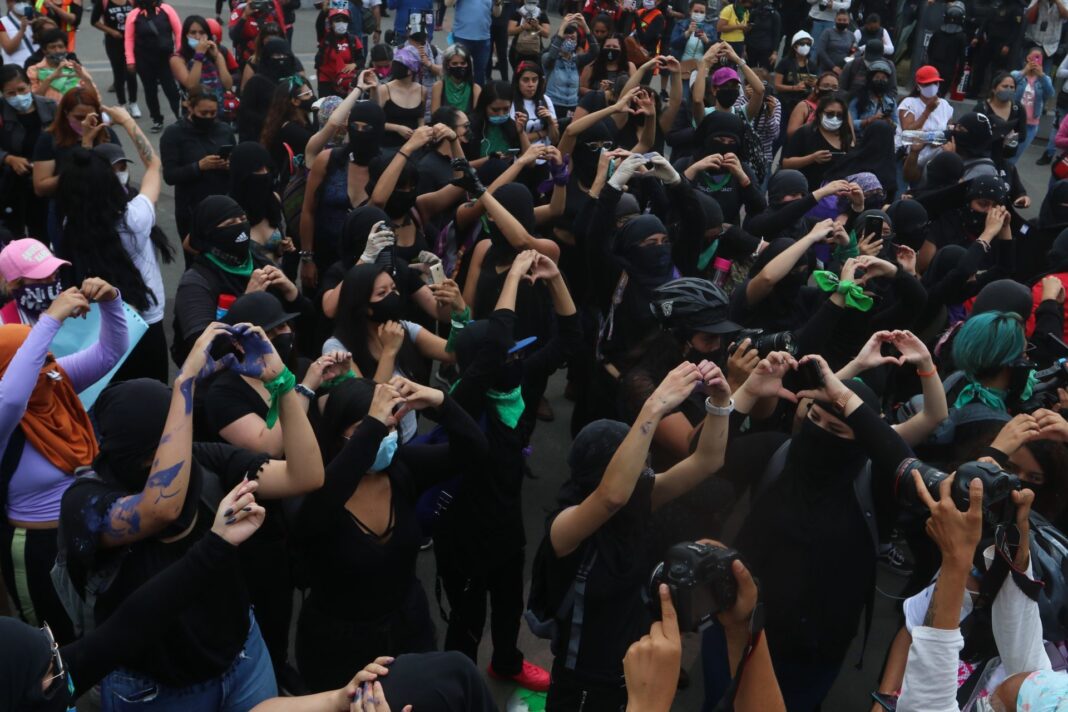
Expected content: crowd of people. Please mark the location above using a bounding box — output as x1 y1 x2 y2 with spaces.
7 0 1068 710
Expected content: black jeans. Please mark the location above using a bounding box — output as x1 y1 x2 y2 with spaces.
0 523 75 644
546 664 627 712
488 22 510 81
105 35 138 105
135 50 181 123
436 541 525 675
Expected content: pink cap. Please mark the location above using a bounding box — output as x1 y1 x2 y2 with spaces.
711 67 740 86
0 239 69 282
712 257 732 271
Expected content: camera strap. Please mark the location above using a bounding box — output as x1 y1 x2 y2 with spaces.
712 601 766 712
994 524 1044 600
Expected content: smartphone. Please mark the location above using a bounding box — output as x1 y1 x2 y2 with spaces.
797 360 825 391
218 144 235 160
100 111 111 126
429 262 446 285
863 215 883 239
506 147 521 154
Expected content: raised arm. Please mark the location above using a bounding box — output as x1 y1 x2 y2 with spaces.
745 220 831 306
889 331 948 446
369 125 434 209
550 362 704 557
56 278 128 392
105 104 161 204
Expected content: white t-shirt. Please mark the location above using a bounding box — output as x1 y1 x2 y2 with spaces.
0 12 34 67
118 194 165 325
898 95 954 165
322 319 423 443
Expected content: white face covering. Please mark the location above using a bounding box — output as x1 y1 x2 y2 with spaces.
919 83 940 98
642 0 656 9
691 11 705 22
116 170 130 186
333 21 348 34
821 115 843 131
796 43 811 56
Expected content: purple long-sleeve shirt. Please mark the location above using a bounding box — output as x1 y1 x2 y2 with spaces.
4 297 128 522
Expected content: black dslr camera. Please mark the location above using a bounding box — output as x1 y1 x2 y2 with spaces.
894 458 1022 528
647 541 740 632
1014 358 1068 413
727 328 796 358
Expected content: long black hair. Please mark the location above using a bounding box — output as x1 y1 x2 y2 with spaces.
177 15 210 63
814 91 854 150
471 80 520 149
511 60 547 112
586 32 626 88
56 148 172 312
331 264 429 384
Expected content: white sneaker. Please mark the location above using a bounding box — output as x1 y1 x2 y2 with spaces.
127 102 142 118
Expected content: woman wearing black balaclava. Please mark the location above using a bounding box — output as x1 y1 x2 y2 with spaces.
885 198 934 274
930 174 1018 261
300 100 386 290
0 478 265 712
58 324 324 710
707 353 912 711
675 110 766 226
1018 180 1068 283
911 148 965 207
744 169 854 243
294 376 487 692
539 359 730 710
823 119 898 202
367 129 432 263
237 37 297 143
172 195 311 365
950 111 1029 207
228 142 290 271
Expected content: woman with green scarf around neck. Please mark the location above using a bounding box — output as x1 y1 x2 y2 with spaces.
431 43 482 116
172 194 311 365
950 310 1034 413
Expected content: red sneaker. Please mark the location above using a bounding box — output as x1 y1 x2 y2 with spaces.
487 660 551 692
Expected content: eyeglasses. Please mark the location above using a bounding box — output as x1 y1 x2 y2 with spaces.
41 623 66 692
823 111 844 119
584 140 613 150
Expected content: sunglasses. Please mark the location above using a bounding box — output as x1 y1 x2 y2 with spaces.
823 111 844 119
41 623 66 691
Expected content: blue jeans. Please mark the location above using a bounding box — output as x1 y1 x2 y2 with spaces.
809 19 832 62
456 36 491 86
101 612 277 712
1012 122 1040 164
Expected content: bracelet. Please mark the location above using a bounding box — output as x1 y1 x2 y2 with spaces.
322 370 357 390
193 52 206 63
398 150 411 161
299 250 315 263
263 367 297 429
704 397 734 417
916 366 938 378
294 383 316 399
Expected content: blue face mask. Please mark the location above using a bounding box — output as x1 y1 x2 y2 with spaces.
488 113 510 125
5 92 33 113
187 36 201 49
371 430 398 471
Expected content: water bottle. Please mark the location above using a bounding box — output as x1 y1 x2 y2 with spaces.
900 129 949 146
711 257 732 289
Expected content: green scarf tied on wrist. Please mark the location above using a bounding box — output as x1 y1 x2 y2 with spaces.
321 370 357 390
486 386 525 429
445 306 472 353
264 367 297 429
833 229 860 262
812 270 874 312
204 251 255 277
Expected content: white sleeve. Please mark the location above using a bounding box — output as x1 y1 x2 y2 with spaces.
882 28 894 55
897 627 965 712
124 194 157 246
832 0 851 10
401 320 422 340
1057 52 1068 80
992 563 1052 676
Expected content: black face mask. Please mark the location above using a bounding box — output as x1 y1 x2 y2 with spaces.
964 207 989 234
788 417 867 482
603 48 620 62
271 332 295 362
493 358 524 391
384 189 415 219
391 61 411 80
12 278 62 320
716 87 740 108
208 220 252 264
348 126 379 165
447 64 468 80
704 136 737 156
191 114 215 132
870 78 889 93
836 23 849 31
299 96 315 112
368 291 404 323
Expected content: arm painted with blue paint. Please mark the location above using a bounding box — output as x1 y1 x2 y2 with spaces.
97 323 234 547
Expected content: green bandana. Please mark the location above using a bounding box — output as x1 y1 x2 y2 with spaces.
204 251 255 276
444 77 472 112
486 386 524 428
699 172 731 194
264 366 296 429
444 306 471 353
321 370 357 390
833 229 860 262
952 370 1036 411
697 239 720 271
812 270 874 311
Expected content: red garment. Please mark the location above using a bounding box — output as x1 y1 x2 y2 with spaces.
1026 274 1068 339
229 1 288 63
317 33 362 85
582 0 621 23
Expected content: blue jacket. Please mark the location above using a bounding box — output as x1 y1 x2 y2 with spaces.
669 18 718 59
1011 71 1056 119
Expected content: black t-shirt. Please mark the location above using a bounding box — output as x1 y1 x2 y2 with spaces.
15 109 42 159
415 150 454 195
774 55 813 111
60 443 271 686
202 369 267 435
91 0 134 34
783 123 844 191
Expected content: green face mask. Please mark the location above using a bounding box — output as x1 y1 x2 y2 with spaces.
486 386 525 428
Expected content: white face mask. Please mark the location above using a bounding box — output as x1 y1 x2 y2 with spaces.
642 0 656 9
333 21 348 34
919 83 939 98
821 115 843 131
796 44 811 56
12 2 30 15
691 11 705 22
116 170 129 186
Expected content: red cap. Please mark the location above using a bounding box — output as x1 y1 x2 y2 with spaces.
914 65 942 85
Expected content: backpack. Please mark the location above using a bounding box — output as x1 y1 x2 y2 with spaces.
524 536 598 668
280 168 307 241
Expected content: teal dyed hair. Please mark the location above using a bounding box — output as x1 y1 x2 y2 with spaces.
952 311 1025 377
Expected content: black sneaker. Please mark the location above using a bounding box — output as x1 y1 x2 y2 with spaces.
1038 153 1053 166
878 543 914 576
150 120 164 133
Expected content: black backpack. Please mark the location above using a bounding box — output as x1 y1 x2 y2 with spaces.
524 536 598 669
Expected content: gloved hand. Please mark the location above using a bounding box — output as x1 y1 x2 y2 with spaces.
413 250 442 267
450 158 486 197
360 221 395 263
647 153 681 186
607 154 647 191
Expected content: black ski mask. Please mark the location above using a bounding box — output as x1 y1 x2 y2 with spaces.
0 618 71 712
189 195 251 266
347 101 386 166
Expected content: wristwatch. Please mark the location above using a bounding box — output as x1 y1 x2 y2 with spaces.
294 383 316 399
704 397 734 417
299 250 315 263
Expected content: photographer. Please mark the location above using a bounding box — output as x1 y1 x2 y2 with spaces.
538 359 731 710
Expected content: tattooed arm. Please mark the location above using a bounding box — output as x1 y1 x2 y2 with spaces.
97 324 231 548
549 362 705 557
105 103 161 204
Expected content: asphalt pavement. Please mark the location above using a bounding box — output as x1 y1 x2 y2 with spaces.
66 7 1057 708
